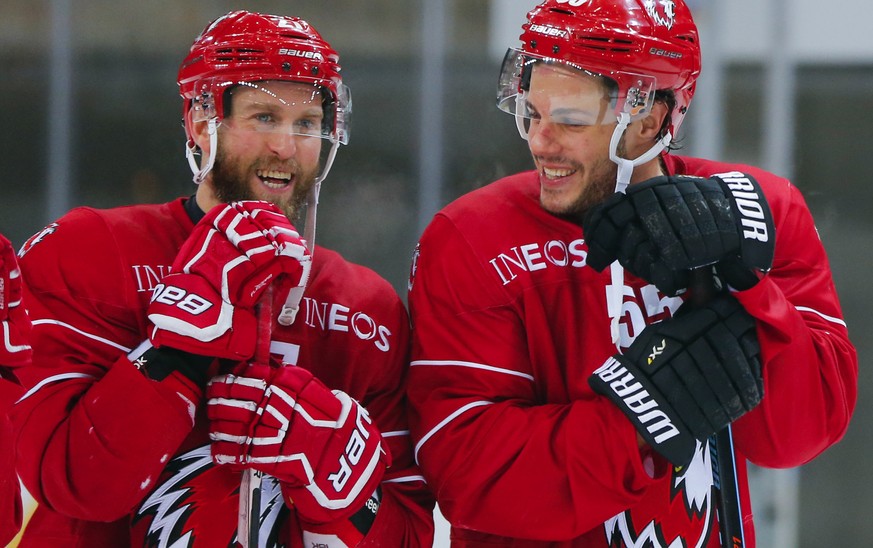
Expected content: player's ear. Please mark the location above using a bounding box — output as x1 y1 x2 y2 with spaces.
626 101 669 154
639 101 668 140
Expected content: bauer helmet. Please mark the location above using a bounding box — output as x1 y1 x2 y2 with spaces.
178 11 350 183
498 0 700 138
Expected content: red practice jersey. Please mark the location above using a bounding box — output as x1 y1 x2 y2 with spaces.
0 374 22 546
12 198 434 547
407 154 857 546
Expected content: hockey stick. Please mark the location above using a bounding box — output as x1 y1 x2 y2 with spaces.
690 268 745 548
238 285 273 548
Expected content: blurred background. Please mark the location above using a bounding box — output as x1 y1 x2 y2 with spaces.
0 0 869 546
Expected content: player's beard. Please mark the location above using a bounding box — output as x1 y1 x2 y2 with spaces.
210 144 318 222
546 134 637 225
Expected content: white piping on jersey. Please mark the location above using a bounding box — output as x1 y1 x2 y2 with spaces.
18 372 96 402
381 429 410 438
383 475 427 484
32 319 132 353
2 322 31 354
795 306 847 327
410 359 535 382
414 400 494 464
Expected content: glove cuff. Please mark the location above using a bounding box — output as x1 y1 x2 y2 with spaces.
300 486 381 545
128 340 212 387
710 172 775 273
589 355 697 468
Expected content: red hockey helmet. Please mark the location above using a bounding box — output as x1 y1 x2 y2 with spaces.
497 0 700 138
178 11 350 147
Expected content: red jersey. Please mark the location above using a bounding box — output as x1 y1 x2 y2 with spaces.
407 155 857 546
0 375 23 546
11 198 434 547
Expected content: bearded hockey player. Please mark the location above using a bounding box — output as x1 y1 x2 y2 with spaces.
11 11 433 547
406 0 857 546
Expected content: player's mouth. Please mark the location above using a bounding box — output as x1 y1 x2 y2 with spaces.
256 169 293 190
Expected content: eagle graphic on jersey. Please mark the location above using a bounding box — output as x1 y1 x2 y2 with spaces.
603 442 717 548
133 446 289 547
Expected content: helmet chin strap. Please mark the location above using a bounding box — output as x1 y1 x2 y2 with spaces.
608 112 672 194
186 118 219 185
277 139 339 326
604 112 673 348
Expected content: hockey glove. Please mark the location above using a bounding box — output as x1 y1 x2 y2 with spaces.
589 294 763 468
0 234 31 367
207 365 388 525
148 201 311 360
584 172 775 296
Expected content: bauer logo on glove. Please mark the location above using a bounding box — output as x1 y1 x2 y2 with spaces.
207 365 389 525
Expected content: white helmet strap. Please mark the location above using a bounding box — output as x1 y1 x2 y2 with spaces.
608 112 672 194
186 118 219 185
604 112 673 349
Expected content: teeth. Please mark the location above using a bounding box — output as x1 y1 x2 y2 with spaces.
543 167 575 179
257 169 291 181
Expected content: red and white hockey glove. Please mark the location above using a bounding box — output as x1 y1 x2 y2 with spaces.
0 234 31 367
148 201 311 360
207 365 389 525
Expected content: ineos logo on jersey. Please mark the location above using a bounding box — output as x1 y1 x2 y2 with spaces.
489 238 587 285
302 297 392 352
151 284 214 315
132 264 173 293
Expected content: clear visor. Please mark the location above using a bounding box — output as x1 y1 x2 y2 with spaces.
192 79 351 145
188 79 350 185
496 48 656 139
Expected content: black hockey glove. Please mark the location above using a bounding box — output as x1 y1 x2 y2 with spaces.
588 294 763 468
584 173 775 296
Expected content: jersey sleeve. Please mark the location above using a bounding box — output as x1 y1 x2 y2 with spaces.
731 180 857 466
407 214 661 540
10 209 197 521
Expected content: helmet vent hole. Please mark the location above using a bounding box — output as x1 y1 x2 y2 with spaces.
577 35 634 53
213 47 266 64
547 8 574 16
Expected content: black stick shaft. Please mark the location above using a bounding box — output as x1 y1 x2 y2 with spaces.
691 268 745 548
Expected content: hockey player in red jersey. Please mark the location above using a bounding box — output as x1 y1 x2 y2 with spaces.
11 11 433 547
0 233 30 545
407 0 857 546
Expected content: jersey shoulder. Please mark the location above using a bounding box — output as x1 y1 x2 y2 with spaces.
665 154 794 197
19 199 192 307
439 171 540 228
